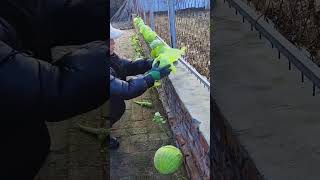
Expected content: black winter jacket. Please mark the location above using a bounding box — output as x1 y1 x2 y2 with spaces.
0 0 108 179
0 0 108 124
0 0 107 61
110 53 154 100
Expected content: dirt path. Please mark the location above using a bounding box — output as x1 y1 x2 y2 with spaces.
114 29 136 59
110 29 188 179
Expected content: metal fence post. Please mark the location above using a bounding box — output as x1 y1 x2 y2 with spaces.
150 0 155 30
143 0 147 23
168 0 177 48
206 0 211 9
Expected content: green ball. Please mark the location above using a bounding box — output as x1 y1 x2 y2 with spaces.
154 145 183 174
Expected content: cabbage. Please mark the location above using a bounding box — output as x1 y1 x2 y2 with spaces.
154 145 183 174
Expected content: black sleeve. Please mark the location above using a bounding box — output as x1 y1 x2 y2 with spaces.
119 58 153 76
110 73 154 100
0 40 108 122
48 0 108 46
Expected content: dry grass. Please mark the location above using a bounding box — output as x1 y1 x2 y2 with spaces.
244 0 320 65
154 9 210 80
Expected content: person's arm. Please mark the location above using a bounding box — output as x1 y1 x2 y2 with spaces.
110 73 154 100
48 0 107 46
110 61 172 100
118 57 153 76
0 40 108 122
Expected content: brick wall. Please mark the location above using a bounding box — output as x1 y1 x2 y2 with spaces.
211 102 264 180
157 78 210 180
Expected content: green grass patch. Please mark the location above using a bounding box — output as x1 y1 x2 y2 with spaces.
130 34 145 60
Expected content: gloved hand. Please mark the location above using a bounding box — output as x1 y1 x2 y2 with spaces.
134 58 154 68
147 61 171 81
148 58 155 68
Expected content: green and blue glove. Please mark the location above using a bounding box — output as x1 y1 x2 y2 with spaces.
147 61 171 81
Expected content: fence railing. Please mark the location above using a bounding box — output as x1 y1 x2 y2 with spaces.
156 33 211 90
225 0 320 96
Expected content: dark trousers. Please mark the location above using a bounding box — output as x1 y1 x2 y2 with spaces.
2 122 51 180
109 96 126 127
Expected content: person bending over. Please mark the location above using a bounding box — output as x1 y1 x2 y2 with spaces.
109 25 171 148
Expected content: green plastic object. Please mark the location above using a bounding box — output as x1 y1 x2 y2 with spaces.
152 47 186 73
135 19 145 30
137 22 144 29
134 17 144 27
143 30 157 43
150 39 165 49
151 44 185 58
139 25 150 34
154 145 183 174
134 18 158 43
150 45 169 58
153 54 176 73
163 48 185 63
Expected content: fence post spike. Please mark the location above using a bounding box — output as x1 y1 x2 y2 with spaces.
259 32 262 39
289 61 291 70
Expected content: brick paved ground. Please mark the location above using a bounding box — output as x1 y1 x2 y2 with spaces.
110 29 188 179
110 88 188 180
35 106 107 180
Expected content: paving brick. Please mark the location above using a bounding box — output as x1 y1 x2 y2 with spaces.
128 134 148 143
131 121 152 128
131 101 144 121
142 107 155 121
125 100 132 110
118 176 137 180
113 109 132 128
68 167 104 180
114 138 134 154
128 127 148 135
110 128 130 137
133 140 168 152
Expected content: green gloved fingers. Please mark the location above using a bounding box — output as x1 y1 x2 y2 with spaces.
148 61 171 81
149 70 161 80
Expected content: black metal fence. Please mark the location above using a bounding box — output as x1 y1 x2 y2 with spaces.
225 0 320 96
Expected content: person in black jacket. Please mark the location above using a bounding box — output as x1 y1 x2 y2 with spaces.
109 25 171 148
0 0 108 179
